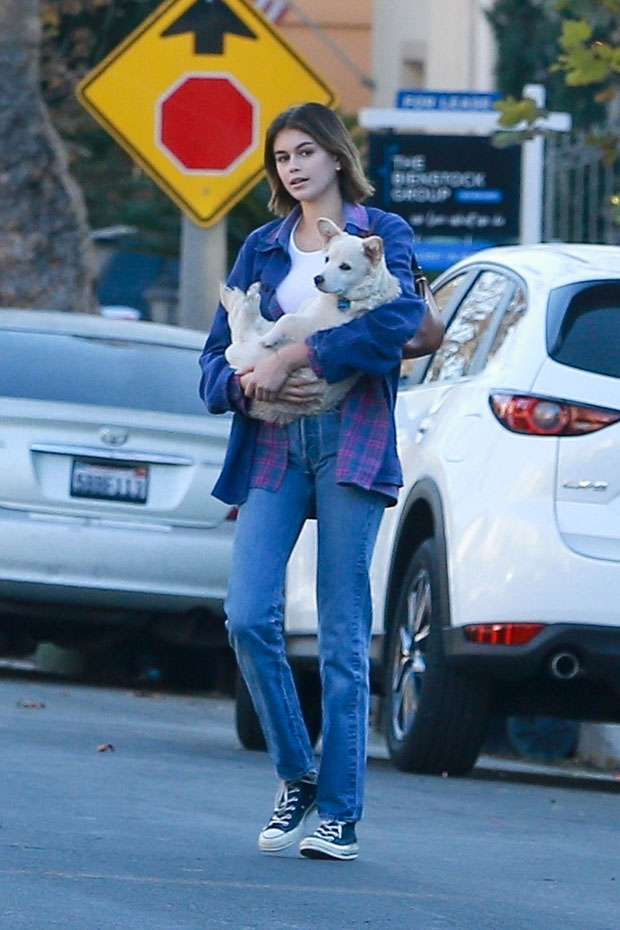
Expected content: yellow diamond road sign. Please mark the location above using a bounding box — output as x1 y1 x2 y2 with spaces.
77 0 337 226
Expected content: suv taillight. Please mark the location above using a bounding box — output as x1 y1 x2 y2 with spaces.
490 393 620 436
463 623 546 646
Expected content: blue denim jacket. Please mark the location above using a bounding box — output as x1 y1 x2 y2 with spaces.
199 203 425 505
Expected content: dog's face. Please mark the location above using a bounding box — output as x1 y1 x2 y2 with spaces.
313 218 385 297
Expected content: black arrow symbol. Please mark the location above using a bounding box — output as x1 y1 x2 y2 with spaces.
161 0 256 55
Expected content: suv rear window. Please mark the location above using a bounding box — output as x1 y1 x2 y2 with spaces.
547 281 620 378
0 331 205 416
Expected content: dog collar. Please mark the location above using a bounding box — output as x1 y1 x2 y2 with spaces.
337 297 351 311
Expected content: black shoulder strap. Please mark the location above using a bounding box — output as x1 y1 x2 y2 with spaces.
411 251 427 295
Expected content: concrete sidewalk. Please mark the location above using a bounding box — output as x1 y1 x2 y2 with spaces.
576 723 620 773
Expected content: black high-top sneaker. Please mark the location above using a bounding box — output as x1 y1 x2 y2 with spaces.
258 777 317 852
299 819 359 860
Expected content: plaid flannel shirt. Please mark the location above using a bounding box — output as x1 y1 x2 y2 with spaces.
199 203 425 506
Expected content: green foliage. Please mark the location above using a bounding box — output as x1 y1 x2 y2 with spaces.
486 0 556 96
485 0 607 128
491 0 619 135
552 17 620 86
489 0 620 223
554 0 620 19
495 95 547 126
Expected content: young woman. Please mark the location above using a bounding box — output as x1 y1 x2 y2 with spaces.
199 103 424 861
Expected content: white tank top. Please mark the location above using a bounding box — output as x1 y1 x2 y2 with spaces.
275 221 325 315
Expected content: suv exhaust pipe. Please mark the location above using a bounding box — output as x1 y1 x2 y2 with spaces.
549 651 581 680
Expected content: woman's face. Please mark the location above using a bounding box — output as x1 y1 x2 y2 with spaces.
272 128 340 205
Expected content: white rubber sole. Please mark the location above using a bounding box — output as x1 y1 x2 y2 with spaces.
299 837 359 860
258 804 317 853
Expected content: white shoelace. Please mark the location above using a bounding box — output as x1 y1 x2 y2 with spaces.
315 820 345 840
267 783 301 828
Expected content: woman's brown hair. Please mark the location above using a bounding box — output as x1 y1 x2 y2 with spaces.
264 103 374 216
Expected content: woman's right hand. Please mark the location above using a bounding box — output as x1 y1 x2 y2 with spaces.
277 373 325 404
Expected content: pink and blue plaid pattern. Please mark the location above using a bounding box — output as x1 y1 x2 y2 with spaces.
249 374 398 497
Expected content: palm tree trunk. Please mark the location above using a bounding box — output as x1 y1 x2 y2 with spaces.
0 0 96 311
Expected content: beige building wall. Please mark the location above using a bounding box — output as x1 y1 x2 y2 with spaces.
274 1 495 115
278 0 373 115
371 0 496 106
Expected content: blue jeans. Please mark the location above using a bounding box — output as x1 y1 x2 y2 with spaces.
225 411 386 823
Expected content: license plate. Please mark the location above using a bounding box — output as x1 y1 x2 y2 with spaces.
70 460 149 504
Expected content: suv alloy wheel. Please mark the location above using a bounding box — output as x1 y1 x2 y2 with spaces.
385 539 492 774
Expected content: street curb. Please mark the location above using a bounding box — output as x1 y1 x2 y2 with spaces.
576 723 620 772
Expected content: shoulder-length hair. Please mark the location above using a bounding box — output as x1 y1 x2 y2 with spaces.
264 103 374 216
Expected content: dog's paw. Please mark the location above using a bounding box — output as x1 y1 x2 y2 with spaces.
220 284 244 313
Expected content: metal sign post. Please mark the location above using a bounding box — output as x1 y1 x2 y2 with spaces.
178 216 227 330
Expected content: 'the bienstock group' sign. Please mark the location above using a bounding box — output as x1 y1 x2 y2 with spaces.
368 133 521 271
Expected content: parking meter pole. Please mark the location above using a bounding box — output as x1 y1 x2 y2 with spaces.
178 215 226 331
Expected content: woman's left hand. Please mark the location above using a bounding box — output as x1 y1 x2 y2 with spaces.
240 342 311 402
239 352 292 402
277 373 325 403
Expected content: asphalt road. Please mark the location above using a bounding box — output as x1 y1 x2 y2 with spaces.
1 671 618 930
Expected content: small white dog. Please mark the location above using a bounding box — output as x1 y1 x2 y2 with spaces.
221 217 401 424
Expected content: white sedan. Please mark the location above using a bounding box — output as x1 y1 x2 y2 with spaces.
0 310 233 657
278 243 620 774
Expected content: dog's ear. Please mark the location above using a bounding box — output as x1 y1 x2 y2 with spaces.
317 217 343 244
362 235 384 265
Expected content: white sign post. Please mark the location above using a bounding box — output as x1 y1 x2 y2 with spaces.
519 84 549 244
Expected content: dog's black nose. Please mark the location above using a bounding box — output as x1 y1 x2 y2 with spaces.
314 274 324 285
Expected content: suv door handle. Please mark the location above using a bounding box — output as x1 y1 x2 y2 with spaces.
415 416 433 442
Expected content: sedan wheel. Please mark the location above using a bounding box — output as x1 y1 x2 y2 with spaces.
234 667 322 752
235 670 267 751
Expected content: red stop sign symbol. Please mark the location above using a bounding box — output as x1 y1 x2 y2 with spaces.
158 75 256 172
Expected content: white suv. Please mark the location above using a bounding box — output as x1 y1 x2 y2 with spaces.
236 243 620 775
